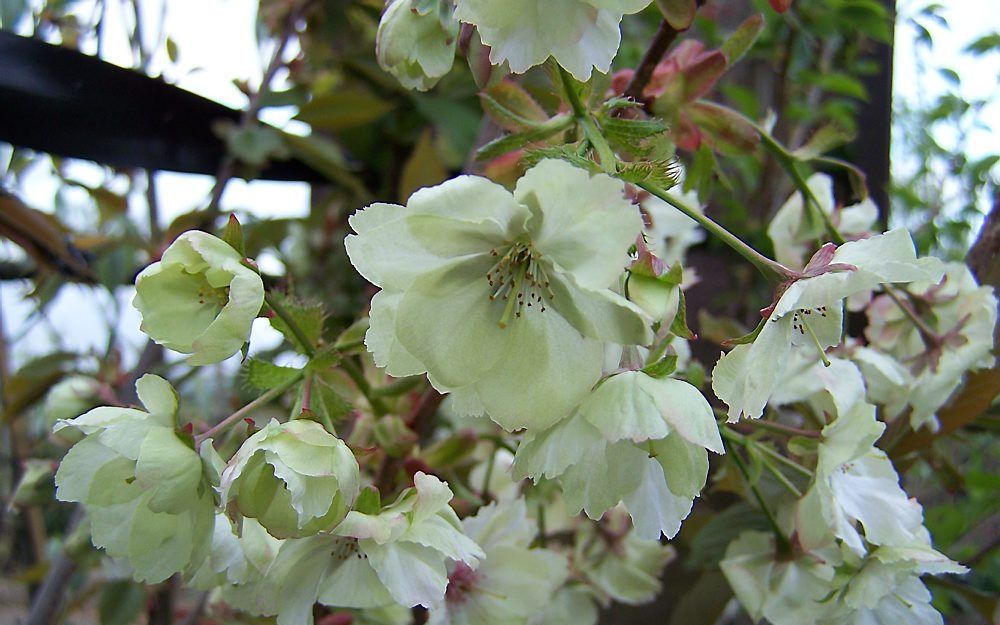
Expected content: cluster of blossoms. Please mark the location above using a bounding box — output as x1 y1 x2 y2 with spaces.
376 0 657 90
43 3 995 624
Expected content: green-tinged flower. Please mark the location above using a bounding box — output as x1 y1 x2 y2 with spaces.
43 375 102 444
220 419 360 539
720 530 843 625
133 230 264 365
346 159 651 430
513 370 722 539
429 498 568 625
767 173 878 269
527 585 600 625
256 472 484 625
53 374 215 583
864 261 997 430
712 229 944 422
189 514 282 591
575 507 674 606
453 0 653 80
377 0 459 91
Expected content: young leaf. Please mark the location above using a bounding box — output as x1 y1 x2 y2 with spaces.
244 358 301 391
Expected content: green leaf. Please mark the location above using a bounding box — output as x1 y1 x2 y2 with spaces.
791 123 855 161
687 101 760 155
720 14 765 67
642 354 679 378
480 82 549 133
669 289 695 340
99 581 146 625
475 115 572 161
398 129 448 202
267 293 326 353
685 503 771 567
966 32 1000 55
355 485 382 515
668 571 734 625
296 89 397 131
600 116 670 140
309 374 353 424
655 0 697 31
244 358 302 391
281 132 369 198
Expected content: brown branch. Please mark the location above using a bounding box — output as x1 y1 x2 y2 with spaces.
623 20 680 103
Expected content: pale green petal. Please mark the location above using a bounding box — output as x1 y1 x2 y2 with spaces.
460 498 535 549
133 263 224 351
622 454 692 540
579 371 669 443
89 496 143 559
54 435 119 502
767 174 834 269
561 440 648 519
127 497 197 583
775 230 945 317
187 265 264 365
318 551 395 608
470 304 604 430
548 272 653 345
517 160 641 290
511 414 605 481
55 406 150 435
346 176 524 290
711 316 794 421
402 513 484 565
334 510 398 544
366 290 427 377
396 258 511 388
585 0 652 13
411 472 455 524
269 536 337 625
134 374 178 422
365 540 450 607
134 426 203 513
787 301 844 349
645 377 724 453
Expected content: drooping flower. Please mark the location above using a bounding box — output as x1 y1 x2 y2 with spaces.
220 419 360 539
188 514 282 591
256 473 484 625
712 229 944 422
453 0 653 81
346 159 651 430
513 369 723 540
720 530 843 625
377 0 459 91
429 498 568 625
133 231 265 365
767 173 878 269
53 374 215 583
574 507 675 606
864 261 997 429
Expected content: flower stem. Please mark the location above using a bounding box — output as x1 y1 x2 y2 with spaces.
340 356 391 417
884 285 942 346
744 419 821 439
640 183 789 284
195 373 303 444
724 434 793 555
265 292 316 358
754 125 846 246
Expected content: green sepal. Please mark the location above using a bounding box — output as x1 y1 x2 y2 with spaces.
355 485 382 515
220 213 246 257
334 318 370 352
669 288 696 340
641 354 679 379
267 292 326 353
721 316 767 347
244 358 302 391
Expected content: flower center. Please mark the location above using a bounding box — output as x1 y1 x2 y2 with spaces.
445 561 479 604
196 284 230 308
486 242 554 329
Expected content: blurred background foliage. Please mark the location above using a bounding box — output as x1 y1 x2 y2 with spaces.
0 0 997 623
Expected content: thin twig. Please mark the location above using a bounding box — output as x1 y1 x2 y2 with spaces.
207 1 311 213
623 20 680 102
195 374 302 444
